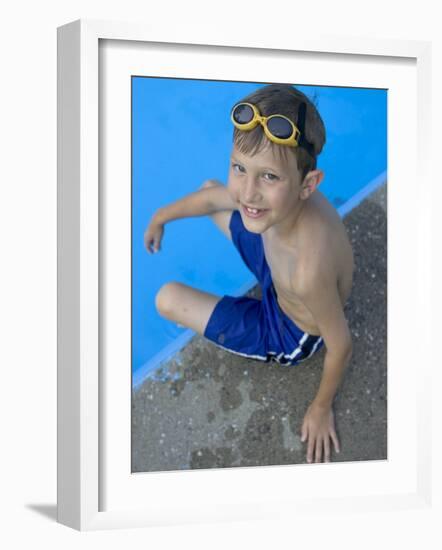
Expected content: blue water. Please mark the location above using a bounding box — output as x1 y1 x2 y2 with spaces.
132 78 387 386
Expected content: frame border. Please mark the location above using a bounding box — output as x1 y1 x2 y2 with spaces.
57 18 432 531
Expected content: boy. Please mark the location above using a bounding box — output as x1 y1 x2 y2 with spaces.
144 84 354 464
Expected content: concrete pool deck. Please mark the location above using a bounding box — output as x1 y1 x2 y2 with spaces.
132 184 387 472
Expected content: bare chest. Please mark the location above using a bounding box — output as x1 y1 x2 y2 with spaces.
262 238 318 331
262 239 297 293
262 231 353 334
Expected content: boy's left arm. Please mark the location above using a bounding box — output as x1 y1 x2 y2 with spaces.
295 271 353 463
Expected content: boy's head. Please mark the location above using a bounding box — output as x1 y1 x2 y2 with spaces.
231 84 326 181
227 84 326 235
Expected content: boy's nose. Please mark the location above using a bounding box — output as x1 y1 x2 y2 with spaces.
242 177 261 203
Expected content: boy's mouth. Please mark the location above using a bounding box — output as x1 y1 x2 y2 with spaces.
241 203 269 219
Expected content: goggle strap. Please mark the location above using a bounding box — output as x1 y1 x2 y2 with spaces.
297 102 306 135
297 102 315 157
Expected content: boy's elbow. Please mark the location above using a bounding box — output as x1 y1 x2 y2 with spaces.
326 334 352 363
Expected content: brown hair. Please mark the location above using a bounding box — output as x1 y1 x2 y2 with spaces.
232 84 326 179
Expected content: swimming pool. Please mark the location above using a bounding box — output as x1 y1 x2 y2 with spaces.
132 79 387 388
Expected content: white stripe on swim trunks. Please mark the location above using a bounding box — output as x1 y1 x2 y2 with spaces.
284 332 310 361
211 341 274 362
306 337 323 359
210 336 321 364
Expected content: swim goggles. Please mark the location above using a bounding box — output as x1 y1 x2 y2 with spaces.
230 101 314 154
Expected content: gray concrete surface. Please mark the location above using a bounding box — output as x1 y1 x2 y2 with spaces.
132 185 387 472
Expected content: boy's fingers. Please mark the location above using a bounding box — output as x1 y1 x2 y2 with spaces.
144 234 159 254
324 438 331 463
315 437 323 463
306 435 315 463
301 423 307 442
330 430 340 453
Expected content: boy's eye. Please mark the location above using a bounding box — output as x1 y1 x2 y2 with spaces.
263 172 278 182
232 163 245 174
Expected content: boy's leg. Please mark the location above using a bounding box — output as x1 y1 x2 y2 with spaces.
155 281 221 335
200 179 232 240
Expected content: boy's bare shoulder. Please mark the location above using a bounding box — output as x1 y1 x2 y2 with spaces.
294 192 353 294
297 192 342 258
203 179 237 211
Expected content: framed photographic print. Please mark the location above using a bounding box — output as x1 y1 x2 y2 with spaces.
57 19 432 530
130 75 388 474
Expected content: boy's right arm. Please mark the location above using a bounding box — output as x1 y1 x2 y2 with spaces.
144 180 236 253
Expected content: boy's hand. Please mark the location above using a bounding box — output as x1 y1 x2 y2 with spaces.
144 218 165 254
301 402 340 463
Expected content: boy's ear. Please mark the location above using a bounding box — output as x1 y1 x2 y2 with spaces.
300 169 324 200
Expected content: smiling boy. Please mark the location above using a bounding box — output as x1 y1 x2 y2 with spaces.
144 84 354 463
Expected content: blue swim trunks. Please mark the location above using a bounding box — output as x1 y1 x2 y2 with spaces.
203 210 324 366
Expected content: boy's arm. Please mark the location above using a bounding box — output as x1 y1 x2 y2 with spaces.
294 268 352 463
155 180 236 223
144 180 236 253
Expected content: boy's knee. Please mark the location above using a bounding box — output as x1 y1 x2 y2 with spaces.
200 178 221 191
155 281 183 318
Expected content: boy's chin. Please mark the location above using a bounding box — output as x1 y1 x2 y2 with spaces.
240 214 268 234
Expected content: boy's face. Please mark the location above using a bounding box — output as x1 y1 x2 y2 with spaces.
227 144 306 235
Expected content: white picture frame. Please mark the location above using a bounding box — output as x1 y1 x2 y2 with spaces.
57 19 432 531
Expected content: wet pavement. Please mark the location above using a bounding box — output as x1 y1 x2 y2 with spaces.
132 185 387 472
